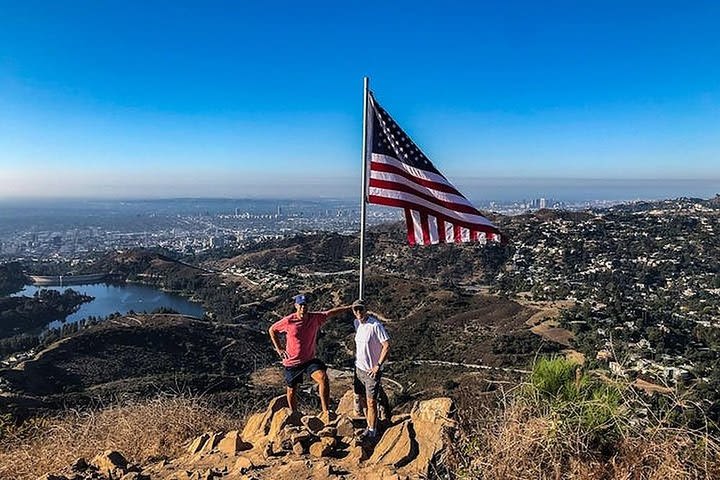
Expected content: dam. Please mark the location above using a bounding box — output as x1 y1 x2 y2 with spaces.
29 273 109 286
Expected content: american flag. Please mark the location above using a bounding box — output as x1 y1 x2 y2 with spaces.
367 93 502 246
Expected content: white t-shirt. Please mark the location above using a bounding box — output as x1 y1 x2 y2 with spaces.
354 315 390 371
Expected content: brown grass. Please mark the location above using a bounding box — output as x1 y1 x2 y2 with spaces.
0 395 249 480
451 393 720 480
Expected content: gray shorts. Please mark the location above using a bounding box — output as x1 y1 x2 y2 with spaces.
354 367 382 400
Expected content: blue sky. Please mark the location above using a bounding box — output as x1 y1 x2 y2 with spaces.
0 1 718 199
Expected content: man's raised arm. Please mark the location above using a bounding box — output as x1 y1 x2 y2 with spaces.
324 304 352 318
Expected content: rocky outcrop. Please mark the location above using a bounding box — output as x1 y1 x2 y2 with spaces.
39 450 149 480
40 392 455 480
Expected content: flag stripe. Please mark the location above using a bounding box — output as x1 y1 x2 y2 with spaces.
436 217 446 244
370 168 481 210
453 224 462 242
369 168 471 206
428 215 440 244
368 189 498 230
369 194 500 235
419 211 431 245
403 208 499 246
370 156 460 195
410 210 423 245
404 208 416 245
370 178 483 216
445 221 454 242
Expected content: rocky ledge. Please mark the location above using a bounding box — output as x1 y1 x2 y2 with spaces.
40 390 456 480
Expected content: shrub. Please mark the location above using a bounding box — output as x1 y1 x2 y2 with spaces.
451 357 720 479
529 356 580 399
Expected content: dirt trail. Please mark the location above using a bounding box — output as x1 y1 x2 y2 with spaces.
514 297 585 363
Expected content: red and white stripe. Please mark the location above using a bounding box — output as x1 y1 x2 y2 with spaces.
368 153 501 246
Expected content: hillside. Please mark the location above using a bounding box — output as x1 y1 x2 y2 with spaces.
4 197 720 477
0 314 276 415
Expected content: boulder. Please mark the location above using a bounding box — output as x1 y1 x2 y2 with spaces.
91 450 128 473
241 395 288 444
120 473 150 480
217 430 252 454
347 444 369 463
403 397 454 476
410 397 453 424
391 414 411 424
268 407 302 443
199 432 223 454
292 441 306 456
309 439 334 458
321 436 337 448
336 390 356 418
291 430 312 444
369 420 417 468
233 455 255 472
335 416 355 437
187 433 211 454
301 415 325 433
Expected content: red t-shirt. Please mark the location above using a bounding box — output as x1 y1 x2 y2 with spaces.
270 311 329 367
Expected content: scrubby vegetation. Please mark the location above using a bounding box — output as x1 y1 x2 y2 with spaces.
0 395 251 480
453 357 720 479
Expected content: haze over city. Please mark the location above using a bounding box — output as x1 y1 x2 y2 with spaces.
1 1 719 200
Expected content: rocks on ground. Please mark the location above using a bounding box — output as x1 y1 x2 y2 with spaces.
40 391 455 480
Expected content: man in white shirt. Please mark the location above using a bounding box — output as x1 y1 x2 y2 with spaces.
351 299 391 440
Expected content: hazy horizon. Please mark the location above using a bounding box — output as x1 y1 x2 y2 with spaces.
1 177 718 205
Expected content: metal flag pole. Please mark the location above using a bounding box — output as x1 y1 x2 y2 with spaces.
358 76 370 300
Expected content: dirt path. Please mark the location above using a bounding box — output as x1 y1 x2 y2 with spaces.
513 297 585 363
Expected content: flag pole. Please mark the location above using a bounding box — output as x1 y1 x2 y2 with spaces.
359 76 370 300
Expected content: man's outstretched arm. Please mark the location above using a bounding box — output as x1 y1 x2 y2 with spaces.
324 304 352 318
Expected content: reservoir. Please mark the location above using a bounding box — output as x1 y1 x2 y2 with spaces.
12 283 204 330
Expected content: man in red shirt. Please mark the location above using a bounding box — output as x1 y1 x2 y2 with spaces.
269 294 351 418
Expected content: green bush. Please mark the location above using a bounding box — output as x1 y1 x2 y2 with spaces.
529 356 579 400
523 356 626 449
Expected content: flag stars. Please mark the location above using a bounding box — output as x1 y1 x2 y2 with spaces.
371 100 441 174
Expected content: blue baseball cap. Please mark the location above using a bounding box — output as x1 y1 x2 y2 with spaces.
292 294 307 305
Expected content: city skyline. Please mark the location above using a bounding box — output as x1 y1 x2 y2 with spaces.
1 1 719 199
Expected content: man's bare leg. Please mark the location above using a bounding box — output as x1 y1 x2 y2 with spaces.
310 369 330 414
286 386 298 412
366 397 377 431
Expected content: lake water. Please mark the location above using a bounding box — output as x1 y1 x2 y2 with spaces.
13 283 204 330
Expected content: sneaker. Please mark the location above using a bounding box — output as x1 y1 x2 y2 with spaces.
358 428 378 443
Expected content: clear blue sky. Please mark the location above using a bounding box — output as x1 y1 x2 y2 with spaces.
1 1 718 199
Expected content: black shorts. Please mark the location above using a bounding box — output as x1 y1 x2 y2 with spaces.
284 358 327 388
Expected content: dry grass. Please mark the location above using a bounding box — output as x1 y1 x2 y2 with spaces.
450 358 720 480
0 394 250 480
454 402 720 479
